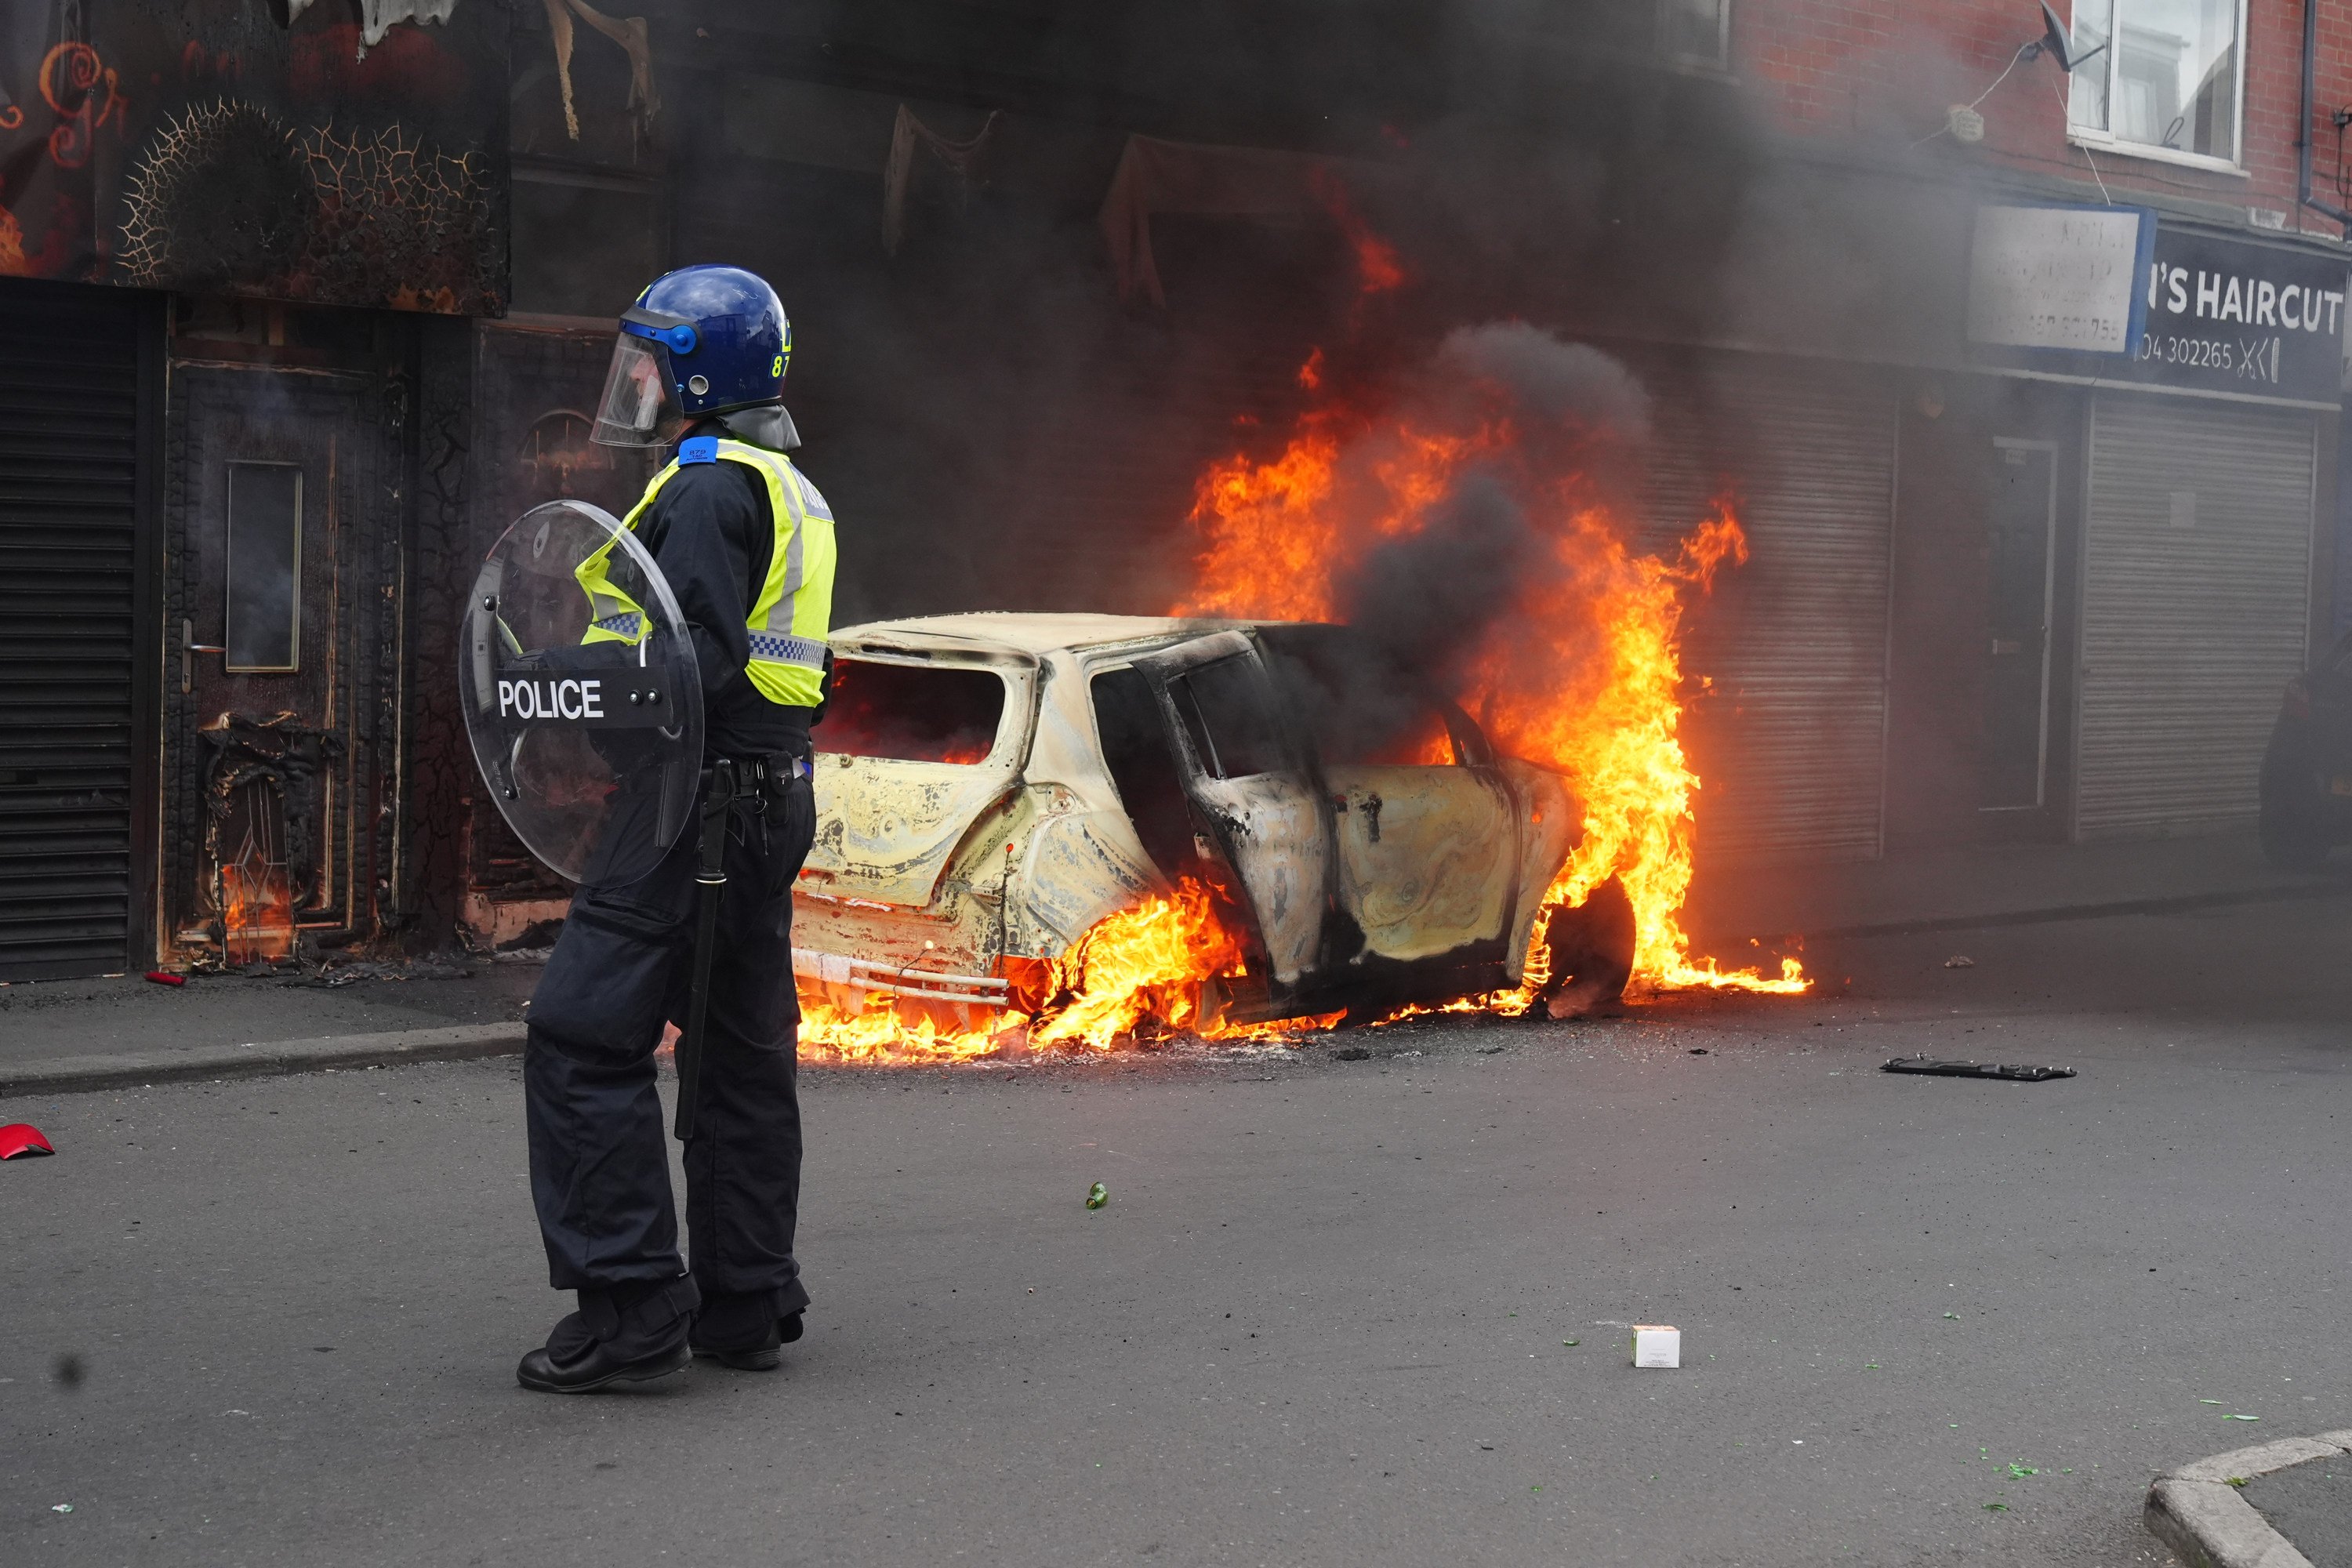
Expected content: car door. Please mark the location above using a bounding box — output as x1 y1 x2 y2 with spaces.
1254 626 1524 973
1320 708 1519 967
1130 632 1330 989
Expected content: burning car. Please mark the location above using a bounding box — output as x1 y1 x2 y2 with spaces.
790 612 1635 1044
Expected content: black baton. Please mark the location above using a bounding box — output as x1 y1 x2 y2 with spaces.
673 758 738 1142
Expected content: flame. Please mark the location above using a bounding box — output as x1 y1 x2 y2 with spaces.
1029 880 1244 1048
1481 503 1806 996
793 997 1022 1066
796 879 1339 1065
220 869 296 966
1308 165 1405 305
215 775 297 966
1176 350 1804 1003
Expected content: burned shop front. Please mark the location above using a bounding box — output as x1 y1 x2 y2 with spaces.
0 2 508 982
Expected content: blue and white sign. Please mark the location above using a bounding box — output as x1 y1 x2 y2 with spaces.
1967 204 2155 356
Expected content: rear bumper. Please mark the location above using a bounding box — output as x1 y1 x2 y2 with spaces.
791 947 1010 1013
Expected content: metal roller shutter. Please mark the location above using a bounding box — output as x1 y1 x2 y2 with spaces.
1639 354 1895 864
0 285 145 979
2075 394 2316 837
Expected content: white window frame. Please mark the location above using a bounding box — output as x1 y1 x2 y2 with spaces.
1657 0 1731 72
2065 0 2250 176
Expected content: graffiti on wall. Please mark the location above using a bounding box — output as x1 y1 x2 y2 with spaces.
0 2 506 314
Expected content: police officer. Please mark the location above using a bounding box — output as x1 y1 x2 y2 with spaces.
516 265 837 1392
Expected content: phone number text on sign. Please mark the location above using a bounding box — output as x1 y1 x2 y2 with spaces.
2133 332 2285 384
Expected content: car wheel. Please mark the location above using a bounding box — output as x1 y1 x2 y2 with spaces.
1537 877 1635 1018
2258 745 2333 870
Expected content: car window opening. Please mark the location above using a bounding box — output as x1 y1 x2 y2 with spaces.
819 659 1005 764
1167 656 1287 779
1090 666 1196 877
1261 640 1461 767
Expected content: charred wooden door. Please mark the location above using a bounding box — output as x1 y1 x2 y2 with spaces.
164 365 401 964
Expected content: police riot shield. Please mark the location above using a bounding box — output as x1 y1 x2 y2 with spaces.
459 500 702 887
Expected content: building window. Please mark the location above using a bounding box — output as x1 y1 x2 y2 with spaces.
225 462 302 673
2067 0 2245 169
1658 0 1730 70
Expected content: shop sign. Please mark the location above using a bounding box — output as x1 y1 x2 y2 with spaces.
2120 227 2348 401
1968 204 2154 354
1970 205 2349 403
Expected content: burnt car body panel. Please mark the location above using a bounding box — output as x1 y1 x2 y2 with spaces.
802 643 1040 909
1132 630 1333 989
1325 763 1519 960
793 613 1594 1025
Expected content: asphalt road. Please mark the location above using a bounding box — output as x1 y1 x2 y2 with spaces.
5 898 2350 1566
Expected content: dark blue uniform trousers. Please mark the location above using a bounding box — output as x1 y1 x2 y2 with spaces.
524 771 815 1317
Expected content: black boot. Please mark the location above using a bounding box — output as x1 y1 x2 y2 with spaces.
691 1288 805 1371
517 1276 699 1393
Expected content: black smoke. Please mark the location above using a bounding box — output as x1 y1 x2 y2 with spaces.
1254 321 1656 750
1337 469 1539 695
636 2 1793 620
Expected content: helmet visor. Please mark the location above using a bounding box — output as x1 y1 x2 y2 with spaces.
591 334 684 448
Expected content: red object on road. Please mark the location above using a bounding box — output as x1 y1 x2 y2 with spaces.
0 1123 55 1160
143 971 185 986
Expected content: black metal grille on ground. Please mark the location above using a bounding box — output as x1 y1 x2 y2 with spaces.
0 285 143 980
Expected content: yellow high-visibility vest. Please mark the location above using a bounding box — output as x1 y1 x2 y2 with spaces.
575 434 837 708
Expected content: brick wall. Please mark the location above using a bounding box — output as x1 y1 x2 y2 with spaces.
1737 0 2352 230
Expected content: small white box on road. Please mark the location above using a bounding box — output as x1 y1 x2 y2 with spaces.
1632 1325 1681 1368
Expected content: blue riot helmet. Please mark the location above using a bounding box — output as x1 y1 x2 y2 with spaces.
591 264 793 448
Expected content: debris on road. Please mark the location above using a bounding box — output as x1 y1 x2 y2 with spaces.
1563 1338 1580 1346
1334 1047 1370 1061
142 971 184 986
1944 956 1975 969
1086 1181 1108 1210
1882 1057 2075 1082
50 1504 71 1513
2223 1414 2261 1421
1 1123 55 1160
1632 1325 1681 1367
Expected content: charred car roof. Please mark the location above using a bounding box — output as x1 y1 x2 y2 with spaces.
833 612 1260 660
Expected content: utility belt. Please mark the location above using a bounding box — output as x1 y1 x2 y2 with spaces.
691 753 811 869
699 752 812 798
